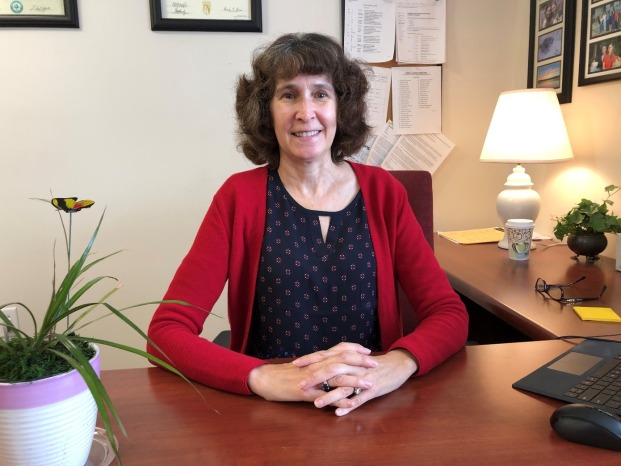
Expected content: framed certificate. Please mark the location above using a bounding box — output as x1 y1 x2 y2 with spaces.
149 0 262 32
0 0 78 28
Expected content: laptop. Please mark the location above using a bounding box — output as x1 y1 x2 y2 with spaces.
513 339 621 415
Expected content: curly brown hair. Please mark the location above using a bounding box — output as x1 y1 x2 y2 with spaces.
235 33 371 169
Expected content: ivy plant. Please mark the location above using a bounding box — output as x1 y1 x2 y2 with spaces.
553 185 621 240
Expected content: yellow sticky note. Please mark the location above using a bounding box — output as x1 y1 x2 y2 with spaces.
573 307 621 323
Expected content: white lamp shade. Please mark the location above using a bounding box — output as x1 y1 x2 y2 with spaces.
480 89 573 164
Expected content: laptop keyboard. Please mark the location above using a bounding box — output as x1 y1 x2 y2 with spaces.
565 355 621 410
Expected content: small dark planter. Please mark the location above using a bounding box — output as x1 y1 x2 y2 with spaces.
567 233 608 263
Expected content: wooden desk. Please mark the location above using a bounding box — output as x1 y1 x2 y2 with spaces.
101 341 620 465
435 236 621 340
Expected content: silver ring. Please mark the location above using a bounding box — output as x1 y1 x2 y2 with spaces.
322 380 332 392
353 387 362 396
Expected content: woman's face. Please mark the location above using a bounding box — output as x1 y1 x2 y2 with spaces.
270 74 337 165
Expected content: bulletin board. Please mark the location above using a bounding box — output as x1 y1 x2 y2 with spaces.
340 0 444 130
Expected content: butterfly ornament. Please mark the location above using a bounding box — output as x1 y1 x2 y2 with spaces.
51 197 95 213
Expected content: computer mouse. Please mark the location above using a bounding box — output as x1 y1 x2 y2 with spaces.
550 403 621 451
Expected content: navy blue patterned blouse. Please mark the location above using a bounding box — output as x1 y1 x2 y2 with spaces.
247 171 380 359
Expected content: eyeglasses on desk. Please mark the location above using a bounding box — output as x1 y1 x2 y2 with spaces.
535 276 607 304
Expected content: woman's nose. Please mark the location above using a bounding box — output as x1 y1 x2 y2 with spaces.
296 97 315 120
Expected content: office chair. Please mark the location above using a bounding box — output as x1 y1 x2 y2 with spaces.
213 170 434 347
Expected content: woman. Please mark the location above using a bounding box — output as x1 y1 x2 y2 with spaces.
603 43 618 70
148 33 468 416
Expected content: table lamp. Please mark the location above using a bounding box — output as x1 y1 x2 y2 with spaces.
480 89 573 249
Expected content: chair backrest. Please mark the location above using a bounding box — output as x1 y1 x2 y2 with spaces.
389 170 434 249
389 170 434 335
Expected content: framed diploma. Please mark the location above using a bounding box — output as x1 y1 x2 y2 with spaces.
0 0 78 28
150 0 262 32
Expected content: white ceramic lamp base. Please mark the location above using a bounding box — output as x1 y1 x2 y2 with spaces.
495 165 541 250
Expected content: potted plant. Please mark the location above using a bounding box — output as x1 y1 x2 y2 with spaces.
552 184 621 262
0 197 190 466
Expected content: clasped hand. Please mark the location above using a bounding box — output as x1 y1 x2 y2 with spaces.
247 342 418 416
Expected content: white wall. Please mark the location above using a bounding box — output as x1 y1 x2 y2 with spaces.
1 1 620 369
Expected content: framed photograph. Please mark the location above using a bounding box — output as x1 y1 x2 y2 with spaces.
578 0 621 86
150 0 262 32
0 0 78 28
527 0 576 104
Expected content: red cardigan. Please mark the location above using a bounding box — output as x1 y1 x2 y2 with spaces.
147 163 468 394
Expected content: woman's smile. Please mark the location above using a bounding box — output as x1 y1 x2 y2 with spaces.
293 130 321 138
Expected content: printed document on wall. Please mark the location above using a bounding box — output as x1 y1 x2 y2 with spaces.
381 133 455 174
396 0 446 64
365 66 392 135
343 0 395 63
391 66 441 135
366 121 399 166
